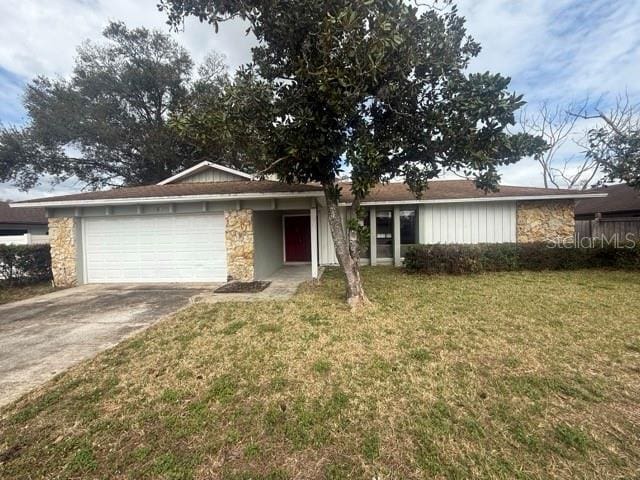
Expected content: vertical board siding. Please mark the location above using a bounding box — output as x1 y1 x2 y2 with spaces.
419 202 516 244
318 206 347 265
176 169 247 183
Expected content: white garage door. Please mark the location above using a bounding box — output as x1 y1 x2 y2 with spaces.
82 213 227 283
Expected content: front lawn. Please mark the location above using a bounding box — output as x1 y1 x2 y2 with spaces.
0 281 57 305
1 268 639 479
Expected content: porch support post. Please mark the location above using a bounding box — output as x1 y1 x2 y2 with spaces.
393 206 401 266
369 207 377 266
310 207 318 279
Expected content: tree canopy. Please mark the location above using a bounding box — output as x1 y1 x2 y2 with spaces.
0 21 246 190
581 100 640 189
160 0 545 305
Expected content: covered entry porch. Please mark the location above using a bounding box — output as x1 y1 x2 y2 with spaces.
253 208 318 280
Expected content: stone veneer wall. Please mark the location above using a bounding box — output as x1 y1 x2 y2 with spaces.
225 209 254 281
48 217 78 287
516 200 575 243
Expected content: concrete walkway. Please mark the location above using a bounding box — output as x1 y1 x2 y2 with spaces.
0 284 214 407
193 265 320 304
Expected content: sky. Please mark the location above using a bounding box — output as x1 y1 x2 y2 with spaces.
0 0 639 200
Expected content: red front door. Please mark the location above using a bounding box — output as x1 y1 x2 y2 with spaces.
284 215 311 262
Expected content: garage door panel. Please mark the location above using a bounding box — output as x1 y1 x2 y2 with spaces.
83 214 227 283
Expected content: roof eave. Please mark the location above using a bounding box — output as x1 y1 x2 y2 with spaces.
338 193 608 206
10 190 324 208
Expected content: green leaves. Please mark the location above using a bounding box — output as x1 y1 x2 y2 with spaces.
0 21 245 190
586 117 640 189
159 0 544 197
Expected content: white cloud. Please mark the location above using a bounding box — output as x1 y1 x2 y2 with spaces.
457 0 640 103
0 0 255 79
0 176 83 202
456 0 640 187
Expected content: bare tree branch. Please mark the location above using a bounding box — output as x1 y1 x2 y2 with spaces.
518 98 600 190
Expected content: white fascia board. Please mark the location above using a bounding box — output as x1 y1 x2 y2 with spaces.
11 191 324 208
157 161 253 185
338 193 608 207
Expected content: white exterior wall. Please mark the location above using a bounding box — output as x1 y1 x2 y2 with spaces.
253 211 284 280
419 202 516 244
318 206 347 265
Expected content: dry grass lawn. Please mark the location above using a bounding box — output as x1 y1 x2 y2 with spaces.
0 281 57 305
1 268 639 479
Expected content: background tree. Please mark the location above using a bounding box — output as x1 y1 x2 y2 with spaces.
574 95 640 189
0 21 244 190
160 0 545 306
518 100 600 190
172 67 273 171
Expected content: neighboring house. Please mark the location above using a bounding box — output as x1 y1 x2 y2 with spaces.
11 161 605 287
575 184 640 240
575 184 640 220
0 201 49 245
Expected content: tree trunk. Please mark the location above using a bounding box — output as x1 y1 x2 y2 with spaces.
323 185 369 308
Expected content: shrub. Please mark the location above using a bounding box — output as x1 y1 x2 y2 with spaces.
0 244 52 285
403 242 640 274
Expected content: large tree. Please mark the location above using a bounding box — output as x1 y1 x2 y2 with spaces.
0 21 244 190
160 0 545 306
574 96 640 189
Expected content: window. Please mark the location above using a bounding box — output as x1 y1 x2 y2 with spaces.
376 209 393 258
0 229 27 236
400 209 418 256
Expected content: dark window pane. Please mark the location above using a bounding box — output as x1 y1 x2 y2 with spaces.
0 229 27 236
400 209 417 257
400 210 416 244
376 209 393 258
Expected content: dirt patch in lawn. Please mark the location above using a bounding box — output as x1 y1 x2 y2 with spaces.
214 281 271 293
1 268 640 479
0 282 59 305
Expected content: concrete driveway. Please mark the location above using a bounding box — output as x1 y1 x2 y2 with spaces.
0 284 215 407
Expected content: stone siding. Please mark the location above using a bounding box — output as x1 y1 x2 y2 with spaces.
516 200 575 243
225 209 254 281
48 217 78 287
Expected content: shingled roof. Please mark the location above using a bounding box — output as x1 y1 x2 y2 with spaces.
11 179 604 208
13 181 324 206
575 184 640 217
0 201 47 225
338 180 601 204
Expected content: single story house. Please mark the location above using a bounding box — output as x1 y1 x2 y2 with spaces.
11 161 605 287
0 201 49 245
